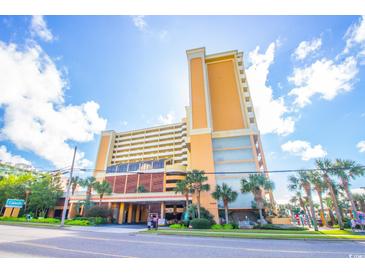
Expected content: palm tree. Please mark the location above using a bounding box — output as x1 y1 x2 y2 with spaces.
186 170 210 218
316 159 344 230
290 191 312 227
288 171 318 231
174 179 193 210
212 183 238 224
332 159 365 219
353 193 365 212
308 170 328 226
78 177 96 209
241 173 274 224
93 180 112 206
323 196 336 226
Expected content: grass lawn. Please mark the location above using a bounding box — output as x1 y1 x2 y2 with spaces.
142 228 365 240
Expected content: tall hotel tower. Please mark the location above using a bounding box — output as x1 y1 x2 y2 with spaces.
67 48 271 224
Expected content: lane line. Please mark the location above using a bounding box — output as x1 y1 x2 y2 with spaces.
9 241 135 258
72 235 365 255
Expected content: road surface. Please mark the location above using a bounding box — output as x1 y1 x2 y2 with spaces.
0 224 364 258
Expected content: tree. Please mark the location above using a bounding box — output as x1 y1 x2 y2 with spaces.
353 193 365 212
290 191 312 227
71 176 83 195
78 177 96 210
28 177 63 217
212 183 238 224
288 171 318 231
332 159 365 219
324 196 336 226
308 170 327 226
93 180 112 206
174 179 193 210
241 173 274 224
316 159 344 230
186 170 210 219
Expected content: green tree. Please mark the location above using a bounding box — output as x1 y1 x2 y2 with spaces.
308 170 327 226
288 171 318 231
186 170 210 219
353 193 365 212
332 159 365 218
211 183 238 224
240 173 274 224
316 159 344 230
290 191 312 228
78 176 96 210
174 179 193 210
93 180 112 206
323 196 336 226
28 177 63 217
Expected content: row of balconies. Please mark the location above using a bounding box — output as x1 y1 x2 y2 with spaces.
113 145 188 157
115 133 187 146
112 150 188 162
113 139 187 152
115 126 186 141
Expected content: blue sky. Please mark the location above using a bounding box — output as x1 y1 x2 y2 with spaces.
0 16 364 202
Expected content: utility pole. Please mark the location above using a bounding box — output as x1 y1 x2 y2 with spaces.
60 146 77 227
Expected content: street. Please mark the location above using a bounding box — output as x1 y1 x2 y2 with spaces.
0 224 364 258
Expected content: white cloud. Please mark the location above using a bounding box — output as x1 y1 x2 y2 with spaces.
30 16 54 42
131 16 148 32
288 56 358 107
0 145 32 166
246 42 295 136
294 38 322 60
158 112 176 125
0 40 107 169
357 140 365 153
344 16 365 53
281 140 327 161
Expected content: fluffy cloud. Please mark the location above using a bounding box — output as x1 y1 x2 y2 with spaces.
131 16 148 32
357 140 365 153
344 16 365 53
294 38 322 60
158 112 176 125
0 145 32 166
281 140 327 161
0 41 107 169
30 16 54 42
288 56 358 107
246 42 295 136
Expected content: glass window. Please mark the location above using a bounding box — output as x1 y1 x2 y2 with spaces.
117 164 128 173
128 162 140 172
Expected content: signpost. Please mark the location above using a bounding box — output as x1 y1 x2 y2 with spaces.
3 199 25 218
5 199 25 208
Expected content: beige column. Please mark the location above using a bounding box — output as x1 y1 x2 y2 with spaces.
47 209 55 218
127 204 133 223
135 205 141 223
160 202 165 219
11 208 20 217
3 208 12 217
118 202 125 224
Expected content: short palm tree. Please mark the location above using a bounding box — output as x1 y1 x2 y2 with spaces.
186 170 210 218
332 159 365 218
353 193 365 212
323 196 336 226
93 180 112 206
316 159 344 230
71 176 83 195
308 170 328 226
78 176 96 209
174 179 193 210
290 191 312 227
212 183 238 224
288 171 318 231
240 173 274 224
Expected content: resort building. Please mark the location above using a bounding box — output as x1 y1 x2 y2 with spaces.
68 47 273 224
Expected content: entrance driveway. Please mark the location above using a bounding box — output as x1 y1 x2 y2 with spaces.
64 224 147 234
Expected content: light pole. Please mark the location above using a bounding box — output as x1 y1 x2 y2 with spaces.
60 146 77 227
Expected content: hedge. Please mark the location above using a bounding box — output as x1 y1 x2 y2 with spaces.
190 218 211 229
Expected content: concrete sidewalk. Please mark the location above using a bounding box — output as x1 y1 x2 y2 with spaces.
64 224 147 234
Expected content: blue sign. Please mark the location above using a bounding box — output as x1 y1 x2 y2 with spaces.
5 199 25 208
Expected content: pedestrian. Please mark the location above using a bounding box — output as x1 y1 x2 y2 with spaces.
147 214 152 230
152 215 158 230
351 218 357 232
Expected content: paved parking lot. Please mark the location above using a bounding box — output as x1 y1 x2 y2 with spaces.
0 224 364 258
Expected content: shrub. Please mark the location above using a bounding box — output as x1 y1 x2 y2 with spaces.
169 224 186 229
211 224 223 229
30 218 60 224
65 219 90 226
84 206 112 218
190 218 211 229
255 224 308 231
223 224 234 229
74 216 107 225
0 217 27 222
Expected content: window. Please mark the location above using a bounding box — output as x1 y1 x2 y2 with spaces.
247 107 252 112
128 162 140 172
117 164 128 173
245 97 250 102
250 118 255 124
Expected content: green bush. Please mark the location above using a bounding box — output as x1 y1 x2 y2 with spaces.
190 218 211 229
223 224 234 229
0 217 27 222
65 219 90 226
211 224 223 229
255 224 308 231
84 206 112 218
74 216 107 225
30 218 60 224
169 224 186 229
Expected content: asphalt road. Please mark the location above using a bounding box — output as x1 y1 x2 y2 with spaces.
0 224 364 258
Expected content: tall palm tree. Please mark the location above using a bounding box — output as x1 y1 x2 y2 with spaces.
78 176 96 209
323 196 336 226
186 170 210 218
71 176 83 195
288 171 318 231
308 170 328 226
212 183 238 224
174 179 193 210
93 180 112 206
316 159 344 230
353 193 365 212
241 173 274 224
332 159 365 219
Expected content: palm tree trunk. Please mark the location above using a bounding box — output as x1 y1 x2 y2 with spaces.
343 179 357 218
224 201 229 225
317 191 327 226
258 208 264 224
185 192 189 210
305 206 312 228
197 190 201 219
325 176 344 230
307 192 318 231
99 194 103 206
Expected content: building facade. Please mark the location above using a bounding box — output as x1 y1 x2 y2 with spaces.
68 47 272 224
